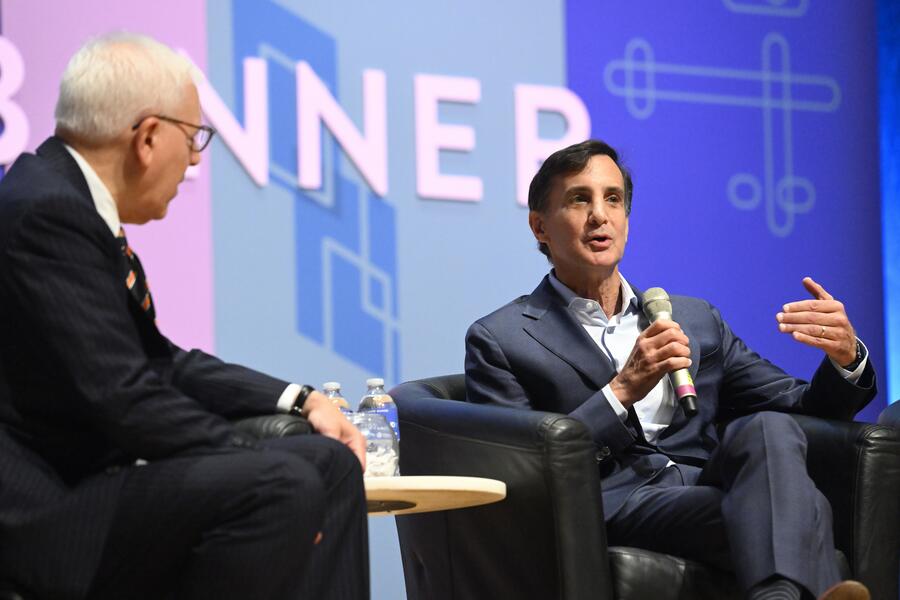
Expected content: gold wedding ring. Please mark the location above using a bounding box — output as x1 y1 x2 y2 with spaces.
819 326 826 338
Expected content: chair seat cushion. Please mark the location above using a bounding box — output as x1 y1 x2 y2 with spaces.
608 546 741 600
609 546 850 600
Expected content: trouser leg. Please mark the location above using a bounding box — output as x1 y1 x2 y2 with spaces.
88 435 367 600
608 412 840 597
608 466 733 572
260 435 369 600
703 412 840 596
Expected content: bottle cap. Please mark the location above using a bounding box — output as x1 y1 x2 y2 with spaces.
323 381 341 391
366 377 385 388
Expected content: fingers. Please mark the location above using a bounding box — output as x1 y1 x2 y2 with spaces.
778 321 833 340
642 321 691 360
784 277 837 313
777 308 846 324
611 321 692 407
801 276 833 301
777 277 857 365
781 299 844 314
345 425 367 470
320 416 367 470
776 309 849 333
788 329 850 356
777 309 853 341
648 339 692 367
303 394 368 470
643 320 688 345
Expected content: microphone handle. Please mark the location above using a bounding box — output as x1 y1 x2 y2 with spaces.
669 368 698 417
648 311 699 417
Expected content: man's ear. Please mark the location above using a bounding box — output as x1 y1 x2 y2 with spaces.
528 211 547 243
131 117 159 168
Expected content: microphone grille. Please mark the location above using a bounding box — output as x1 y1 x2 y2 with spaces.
642 287 672 318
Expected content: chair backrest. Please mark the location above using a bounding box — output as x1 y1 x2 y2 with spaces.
394 374 466 401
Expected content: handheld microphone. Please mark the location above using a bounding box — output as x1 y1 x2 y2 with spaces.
641 287 698 417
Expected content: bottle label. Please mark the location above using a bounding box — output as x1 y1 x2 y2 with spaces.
370 404 400 441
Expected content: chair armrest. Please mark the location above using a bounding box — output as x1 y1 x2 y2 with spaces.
792 415 900 600
878 401 900 428
233 414 311 439
394 396 613 600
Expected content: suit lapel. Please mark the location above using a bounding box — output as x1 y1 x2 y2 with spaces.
522 277 702 394
36 138 157 325
522 276 617 390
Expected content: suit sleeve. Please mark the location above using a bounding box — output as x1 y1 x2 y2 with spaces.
712 304 875 419
465 321 639 453
168 345 290 418
464 321 534 410
4 198 256 460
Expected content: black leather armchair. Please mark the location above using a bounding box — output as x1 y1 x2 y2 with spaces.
391 374 900 600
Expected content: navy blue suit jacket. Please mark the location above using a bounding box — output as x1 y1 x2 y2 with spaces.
465 275 876 521
0 138 288 597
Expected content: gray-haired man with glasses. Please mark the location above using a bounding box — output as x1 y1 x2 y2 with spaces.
0 33 369 600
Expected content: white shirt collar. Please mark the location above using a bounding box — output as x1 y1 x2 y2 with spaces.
548 270 639 326
63 143 121 236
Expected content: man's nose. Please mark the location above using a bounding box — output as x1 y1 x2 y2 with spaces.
588 200 607 224
189 149 201 167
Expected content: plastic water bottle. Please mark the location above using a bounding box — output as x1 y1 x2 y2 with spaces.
357 378 399 441
323 381 352 414
357 378 400 476
352 413 398 477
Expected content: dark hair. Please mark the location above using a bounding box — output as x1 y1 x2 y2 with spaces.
527 139 633 259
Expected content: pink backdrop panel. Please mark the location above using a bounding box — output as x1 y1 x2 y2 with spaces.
4 0 215 352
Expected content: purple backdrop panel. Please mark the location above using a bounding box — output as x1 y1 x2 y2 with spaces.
565 1 884 422
4 0 214 352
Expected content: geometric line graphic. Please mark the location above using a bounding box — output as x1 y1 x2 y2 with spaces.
722 0 809 18
232 0 400 382
604 32 840 236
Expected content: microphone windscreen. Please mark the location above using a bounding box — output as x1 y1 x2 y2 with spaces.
642 287 672 320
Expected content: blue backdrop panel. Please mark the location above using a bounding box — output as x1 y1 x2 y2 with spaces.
880 0 900 405
208 2 567 598
566 1 885 421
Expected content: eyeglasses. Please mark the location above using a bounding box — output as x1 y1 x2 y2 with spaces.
131 115 217 152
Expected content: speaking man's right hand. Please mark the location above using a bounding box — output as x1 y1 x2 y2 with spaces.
609 320 692 409
300 391 367 470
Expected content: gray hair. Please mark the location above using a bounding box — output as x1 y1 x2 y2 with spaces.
54 33 200 143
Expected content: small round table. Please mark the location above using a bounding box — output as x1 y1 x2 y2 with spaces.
364 475 506 516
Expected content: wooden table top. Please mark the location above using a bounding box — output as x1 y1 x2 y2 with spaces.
364 475 506 516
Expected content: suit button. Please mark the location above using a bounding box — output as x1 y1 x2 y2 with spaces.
105 465 121 475
595 447 611 462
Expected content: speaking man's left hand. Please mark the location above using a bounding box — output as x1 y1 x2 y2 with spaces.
776 276 857 366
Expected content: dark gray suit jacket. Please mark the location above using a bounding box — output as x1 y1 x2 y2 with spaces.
0 137 288 597
465 275 876 520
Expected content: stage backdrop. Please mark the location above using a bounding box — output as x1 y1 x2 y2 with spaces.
1 1 889 598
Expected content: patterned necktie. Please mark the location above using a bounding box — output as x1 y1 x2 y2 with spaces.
116 227 156 321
